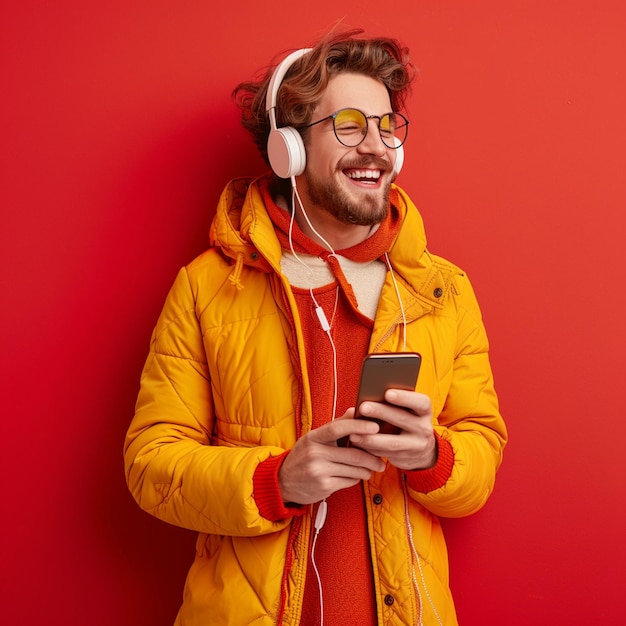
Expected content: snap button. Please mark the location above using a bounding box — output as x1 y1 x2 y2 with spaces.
373 493 383 505
251 252 259 261
384 594 395 606
433 287 443 298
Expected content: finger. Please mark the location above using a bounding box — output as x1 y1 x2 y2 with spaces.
330 446 386 473
357 401 416 431
384 389 431 415
357 402 432 437
349 432 411 456
309 414 381 444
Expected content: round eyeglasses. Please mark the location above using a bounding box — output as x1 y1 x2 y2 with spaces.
302 108 409 149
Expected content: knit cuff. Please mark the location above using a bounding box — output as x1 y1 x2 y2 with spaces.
253 451 305 522
404 432 454 493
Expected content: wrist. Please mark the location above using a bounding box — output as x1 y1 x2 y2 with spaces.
253 452 304 521
404 433 454 493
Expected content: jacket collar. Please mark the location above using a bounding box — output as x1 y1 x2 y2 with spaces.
209 176 457 309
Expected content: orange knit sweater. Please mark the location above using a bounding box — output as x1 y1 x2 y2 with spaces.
296 281 377 626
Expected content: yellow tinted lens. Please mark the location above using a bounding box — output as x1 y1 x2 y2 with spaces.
381 113 408 147
334 108 366 130
380 114 395 135
333 109 367 146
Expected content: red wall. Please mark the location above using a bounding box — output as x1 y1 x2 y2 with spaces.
2 2 624 624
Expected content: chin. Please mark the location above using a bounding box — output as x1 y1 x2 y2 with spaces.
303 169 390 226
335 192 389 226
342 183 390 225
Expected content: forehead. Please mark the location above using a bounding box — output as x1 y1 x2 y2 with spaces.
316 72 392 116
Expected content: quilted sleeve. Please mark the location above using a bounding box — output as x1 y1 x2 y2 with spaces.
123 266 291 536
408 272 508 518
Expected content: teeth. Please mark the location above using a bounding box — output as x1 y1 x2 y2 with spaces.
347 169 381 180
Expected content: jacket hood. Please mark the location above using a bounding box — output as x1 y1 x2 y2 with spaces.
210 176 425 265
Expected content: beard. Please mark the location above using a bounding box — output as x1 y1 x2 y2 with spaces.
304 157 392 226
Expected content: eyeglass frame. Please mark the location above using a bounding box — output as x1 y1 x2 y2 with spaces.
300 107 409 149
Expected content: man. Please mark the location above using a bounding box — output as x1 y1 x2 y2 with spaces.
124 29 507 626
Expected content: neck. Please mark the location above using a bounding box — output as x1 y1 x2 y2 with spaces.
294 207 375 251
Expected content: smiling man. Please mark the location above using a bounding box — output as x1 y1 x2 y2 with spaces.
297 74 397 235
124 29 507 626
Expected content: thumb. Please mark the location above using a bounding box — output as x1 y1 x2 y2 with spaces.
335 407 356 420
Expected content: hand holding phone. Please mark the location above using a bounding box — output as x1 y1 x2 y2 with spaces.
338 352 422 446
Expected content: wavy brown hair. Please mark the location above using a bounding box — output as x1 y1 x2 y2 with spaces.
232 28 415 167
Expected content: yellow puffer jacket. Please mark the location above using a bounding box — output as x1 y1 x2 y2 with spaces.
124 176 507 625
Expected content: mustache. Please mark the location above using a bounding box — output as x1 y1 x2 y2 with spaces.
337 156 393 172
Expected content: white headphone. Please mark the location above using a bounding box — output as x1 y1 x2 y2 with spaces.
265 48 404 180
266 48 311 179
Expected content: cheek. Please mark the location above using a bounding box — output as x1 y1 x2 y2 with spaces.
306 138 349 175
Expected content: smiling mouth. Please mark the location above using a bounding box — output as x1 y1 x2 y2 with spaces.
345 169 382 184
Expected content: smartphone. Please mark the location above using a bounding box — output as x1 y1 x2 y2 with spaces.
338 352 422 446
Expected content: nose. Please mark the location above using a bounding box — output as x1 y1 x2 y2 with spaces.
356 118 388 157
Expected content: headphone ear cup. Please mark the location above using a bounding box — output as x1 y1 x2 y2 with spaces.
267 126 306 179
392 142 404 177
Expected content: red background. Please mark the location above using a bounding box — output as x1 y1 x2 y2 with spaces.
1 2 624 624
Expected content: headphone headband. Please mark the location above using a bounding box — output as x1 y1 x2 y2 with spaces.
266 48 312 121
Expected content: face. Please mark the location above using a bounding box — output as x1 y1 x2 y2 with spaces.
298 73 398 228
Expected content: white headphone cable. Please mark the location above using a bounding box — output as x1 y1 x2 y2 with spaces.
286 179 339 425
402 478 443 626
311 498 328 626
287 176 341 626
290 176 338 256
384 252 407 351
